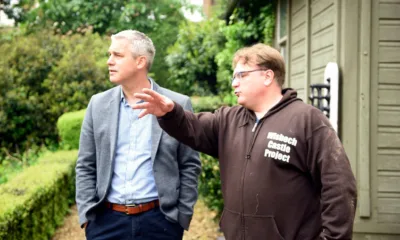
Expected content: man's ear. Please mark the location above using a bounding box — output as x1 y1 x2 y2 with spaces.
136 56 147 70
263 69 274 86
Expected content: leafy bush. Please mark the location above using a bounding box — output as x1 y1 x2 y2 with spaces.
166 19 226 96
0 32 64 153
0 150 78 240
216 4 276 104
198 153 223 218
42 33 110 129
190 96 226 218
166 2 275 104
57 109 86 150
4 0 185 89
191 95 227 112
0 31 111 156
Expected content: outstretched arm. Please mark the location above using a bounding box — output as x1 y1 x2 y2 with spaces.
133 89 219 157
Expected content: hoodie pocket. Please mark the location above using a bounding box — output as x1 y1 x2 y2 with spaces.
219 208 242 240
244 215 285 240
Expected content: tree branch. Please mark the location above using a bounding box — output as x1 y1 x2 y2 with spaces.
1 147 22 162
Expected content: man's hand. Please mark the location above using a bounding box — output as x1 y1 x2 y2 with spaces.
133 88 174 118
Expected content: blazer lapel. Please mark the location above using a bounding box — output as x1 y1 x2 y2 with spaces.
151 81 163 165
109 86 121 166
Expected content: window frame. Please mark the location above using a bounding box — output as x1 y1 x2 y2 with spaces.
276 0 289 59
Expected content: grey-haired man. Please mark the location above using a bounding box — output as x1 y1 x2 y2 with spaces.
76 30 201 240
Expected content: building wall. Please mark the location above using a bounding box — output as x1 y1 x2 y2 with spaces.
287 0 306 99
287 0 338 100
349 0 400 237
284 0 400 238
367 0 400 232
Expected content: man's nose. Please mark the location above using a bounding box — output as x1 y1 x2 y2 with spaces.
107 56 114 65
231 79 239 88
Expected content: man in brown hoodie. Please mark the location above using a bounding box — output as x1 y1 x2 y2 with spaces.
133 43 357 240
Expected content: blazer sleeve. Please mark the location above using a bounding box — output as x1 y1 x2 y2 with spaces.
75 97 98 227
175 97 202 230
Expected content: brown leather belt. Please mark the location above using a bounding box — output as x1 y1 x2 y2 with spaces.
105 200 159 215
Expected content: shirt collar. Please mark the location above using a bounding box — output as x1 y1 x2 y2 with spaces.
120 78 154 104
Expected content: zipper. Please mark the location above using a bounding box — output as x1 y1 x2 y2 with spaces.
239 118 263 239
251 121 258 132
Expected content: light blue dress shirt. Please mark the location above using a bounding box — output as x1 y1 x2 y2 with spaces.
106 81 158 205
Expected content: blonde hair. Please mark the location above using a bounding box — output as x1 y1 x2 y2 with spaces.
232 43 286 86
111 30 156 71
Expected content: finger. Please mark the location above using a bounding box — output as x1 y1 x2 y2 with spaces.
132 102 150 110
142 88 165 102
138 109 149 118
134 93 154 102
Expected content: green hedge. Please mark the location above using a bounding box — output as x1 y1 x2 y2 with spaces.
57 109 86 150
0 150 78 240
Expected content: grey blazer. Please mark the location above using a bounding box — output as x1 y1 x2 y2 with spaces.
75 82 201 230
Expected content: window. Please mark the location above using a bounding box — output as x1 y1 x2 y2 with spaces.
277 0 288 61
279 0 287 38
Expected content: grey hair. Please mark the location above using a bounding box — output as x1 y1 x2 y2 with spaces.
111 30 156 71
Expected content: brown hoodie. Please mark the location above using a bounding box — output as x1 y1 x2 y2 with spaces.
159 89 357 240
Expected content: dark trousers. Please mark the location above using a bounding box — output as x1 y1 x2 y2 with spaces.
85 206 184 240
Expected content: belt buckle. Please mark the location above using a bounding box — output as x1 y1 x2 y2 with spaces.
125 203 136 214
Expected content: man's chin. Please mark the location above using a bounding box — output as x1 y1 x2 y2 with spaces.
237 97 245 106
109 78 121 84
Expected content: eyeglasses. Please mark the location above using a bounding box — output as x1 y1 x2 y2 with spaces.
231 69 267 83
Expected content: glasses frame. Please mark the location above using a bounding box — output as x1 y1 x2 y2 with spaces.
231 69 267 83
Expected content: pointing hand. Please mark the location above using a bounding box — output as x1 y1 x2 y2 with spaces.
132 88 174 118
